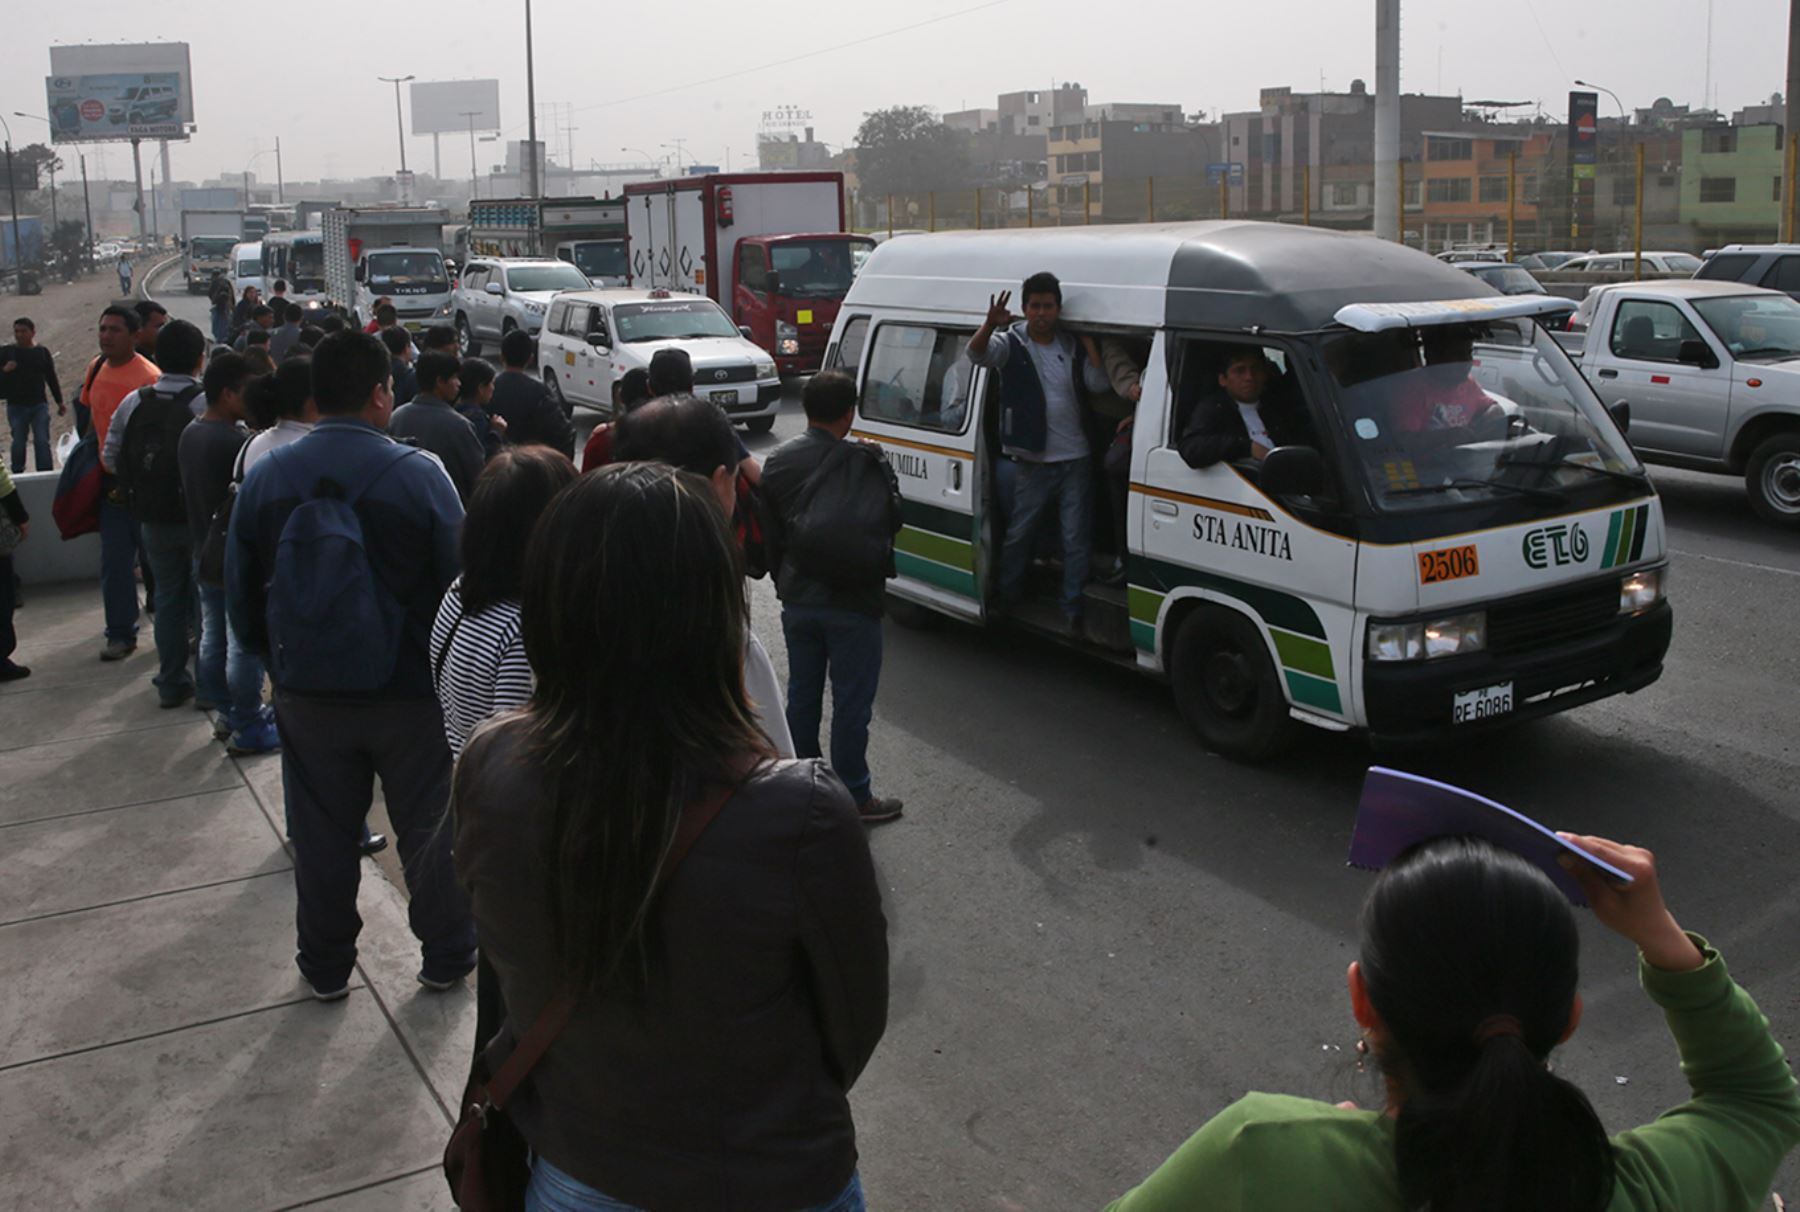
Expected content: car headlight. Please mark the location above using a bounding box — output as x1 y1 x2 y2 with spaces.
523 300 546 315
435 299 452 316
754 360 777 379
1619 567 1666 614
1366 611 1488 662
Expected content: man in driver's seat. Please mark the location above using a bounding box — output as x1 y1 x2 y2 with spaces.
1392 326 1500 435
1177 346 1314 469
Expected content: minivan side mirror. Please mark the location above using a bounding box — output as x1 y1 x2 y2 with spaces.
738 325 755 340
1259 446 1327 498
586 331 609 348
354 262 365 283
1677 338 1718 369
1608 400 1631 433
484 281 504 296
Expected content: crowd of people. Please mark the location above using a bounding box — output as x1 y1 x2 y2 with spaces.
2 275 1797 1212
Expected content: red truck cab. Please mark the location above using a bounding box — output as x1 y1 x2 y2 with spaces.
732 233 875 375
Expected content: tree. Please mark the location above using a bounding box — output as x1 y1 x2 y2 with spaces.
853 106 970 199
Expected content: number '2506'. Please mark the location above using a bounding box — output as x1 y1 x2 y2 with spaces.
1418 545 1480 585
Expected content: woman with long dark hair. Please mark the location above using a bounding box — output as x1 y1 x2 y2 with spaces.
453 462 889 1212
1106 834 1799 1211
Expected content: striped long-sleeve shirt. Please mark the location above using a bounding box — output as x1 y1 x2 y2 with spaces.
431 578 533 759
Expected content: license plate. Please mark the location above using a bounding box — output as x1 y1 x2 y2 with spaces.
1452 681 1513 724
710 389 738 405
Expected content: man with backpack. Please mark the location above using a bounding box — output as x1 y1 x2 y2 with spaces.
227 330 476 1001
760 370 906 825
106 319 209 706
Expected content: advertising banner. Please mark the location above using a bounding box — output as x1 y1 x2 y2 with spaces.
47 72 185 141
1568 91 1598 239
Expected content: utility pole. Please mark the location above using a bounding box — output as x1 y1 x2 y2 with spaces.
130 137 147 240
525 0 540 199
460 111 482 202
275 137 284 203
81 153 94 267
379 74 414 198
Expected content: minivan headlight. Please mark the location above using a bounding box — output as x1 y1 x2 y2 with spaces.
1619 568 1666 614
1367 611 1488 662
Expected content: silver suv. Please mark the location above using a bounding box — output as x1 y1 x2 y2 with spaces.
453 258 593 356
1696 244 1800 301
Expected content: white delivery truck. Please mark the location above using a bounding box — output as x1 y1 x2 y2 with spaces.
320 206 455 330
181 209 246 292
624 172 874 375
468 196 629 287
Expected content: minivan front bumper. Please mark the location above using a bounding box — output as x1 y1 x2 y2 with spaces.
1363 600 1672 742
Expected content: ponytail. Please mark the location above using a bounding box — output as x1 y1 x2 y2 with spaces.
1361 837 1615 1212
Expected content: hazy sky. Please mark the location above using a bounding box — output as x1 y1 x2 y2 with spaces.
2 0 1789 186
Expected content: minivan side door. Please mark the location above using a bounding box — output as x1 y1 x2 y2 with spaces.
849 320 989 622
1593 296 1730 458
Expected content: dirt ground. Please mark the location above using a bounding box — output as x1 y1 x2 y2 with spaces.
1 259 166 471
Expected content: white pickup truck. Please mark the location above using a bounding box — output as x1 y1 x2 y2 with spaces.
1559 280 1800 525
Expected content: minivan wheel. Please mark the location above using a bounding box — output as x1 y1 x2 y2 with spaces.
1745 432 1800 528
1169 606 1294 762
457 315 479 358
744 415 776 435
543 368 569 415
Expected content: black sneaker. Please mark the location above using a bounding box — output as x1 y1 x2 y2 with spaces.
310 980 350 1003
0 662 30 682
856 796 904 825
359 831 389 857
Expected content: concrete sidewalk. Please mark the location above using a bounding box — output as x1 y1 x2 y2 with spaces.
0 582 470 1210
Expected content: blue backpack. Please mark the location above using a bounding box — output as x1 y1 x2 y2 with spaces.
264 444 420 694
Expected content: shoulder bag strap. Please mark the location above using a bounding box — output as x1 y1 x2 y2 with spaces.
792 438 853 517
481 771 750 1110
432 594 470 691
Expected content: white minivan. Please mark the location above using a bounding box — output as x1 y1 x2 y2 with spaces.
828 222 1673 759
536 289 781 430
229 241 264 301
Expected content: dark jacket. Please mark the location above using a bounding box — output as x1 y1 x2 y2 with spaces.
0 345 63 406
390 357 418 406
388 395 486 502
1176 390 1317 470
226 416 464 699
761 427 903 618
454 728 888 1212
490 369 576 457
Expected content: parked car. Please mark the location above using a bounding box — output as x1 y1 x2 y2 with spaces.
1558 251 1704 275
1517 250 1585 271
453 257 593 355
1559 280 1800 525
1695 244 1800 301
1456 262 1547 296
536 288 781 431
1435 247 1508 264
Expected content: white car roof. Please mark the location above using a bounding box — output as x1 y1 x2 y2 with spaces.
1589 280 1784 300
470 257 569 267
553 289 728 308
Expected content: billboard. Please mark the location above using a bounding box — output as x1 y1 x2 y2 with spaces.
411 79 501 136
45 42 195 143
1568 91 1598 240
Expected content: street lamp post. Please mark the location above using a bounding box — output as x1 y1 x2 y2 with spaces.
378 74 415 197
524 0 540 198
459 111 483 201
0 114 23 270
1575 79 1629 246
661 139 688 174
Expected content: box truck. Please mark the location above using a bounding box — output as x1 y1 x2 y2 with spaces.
321 206 454 329
181 209 247 292
469 196 629 286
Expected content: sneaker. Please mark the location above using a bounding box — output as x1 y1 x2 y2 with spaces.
359 831 390 857
310 981 350 1003
158 684 196 709
417 967 473 993
856 796 904 825
0 662 30 682
227 718 281 755
99 640 137 661
209 711 234 741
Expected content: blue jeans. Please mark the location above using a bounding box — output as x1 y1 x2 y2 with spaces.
1000 456 1092 620
7 402 52 472
210 307 231 345
526 1159 864 1212
98 494 142 644
139 521 196 700
782 604 883 804
198 581 269 732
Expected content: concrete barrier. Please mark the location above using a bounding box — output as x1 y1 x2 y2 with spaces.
10 469 101 585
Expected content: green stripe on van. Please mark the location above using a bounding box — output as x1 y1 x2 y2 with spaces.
1130 555 1328 639
1129 585 1166 624
895 525 973 572
1130 618 1157 652
1286 669 1343 714
1271 630 1334 680
899 499 976 544
1601 509 1624 568
1616 507 1636 568
894 550 977 597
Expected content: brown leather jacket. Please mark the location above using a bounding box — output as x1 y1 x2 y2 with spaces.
453 721 890 1211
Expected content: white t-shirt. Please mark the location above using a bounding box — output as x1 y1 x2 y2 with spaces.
1236 401 1271 450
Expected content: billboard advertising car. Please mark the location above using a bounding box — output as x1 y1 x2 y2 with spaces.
47 72 185 141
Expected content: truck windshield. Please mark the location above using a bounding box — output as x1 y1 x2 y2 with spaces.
1690 294 1800 361
569 242 627 280
236 259 262 277
367 252 449 292
770 239 875 298
190 238 237 258
1324 318 1643 513
505 264 592 293
288 243 325 291
613 300 739 343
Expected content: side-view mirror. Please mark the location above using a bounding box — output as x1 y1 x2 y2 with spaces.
484 281 503 296
354 263 365 283
738 325 754 340
585 331 609 348
1608 400 1631 434
1259 445 1327 498
1677 338 1718 369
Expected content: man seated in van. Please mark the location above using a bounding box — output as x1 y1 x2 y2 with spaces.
967 272 1112 635
1390 326 1502 438
1177 345 1314 469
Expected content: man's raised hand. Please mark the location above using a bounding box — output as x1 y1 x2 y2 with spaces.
985 291 1014 330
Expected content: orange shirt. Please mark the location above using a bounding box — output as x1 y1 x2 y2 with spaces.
87 354 161 469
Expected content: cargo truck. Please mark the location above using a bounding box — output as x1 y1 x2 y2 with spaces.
321 205 454 330
624 172 873 374
469 196 629 287
181 209 247 292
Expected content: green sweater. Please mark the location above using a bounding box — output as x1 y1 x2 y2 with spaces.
1106 938 1800 1212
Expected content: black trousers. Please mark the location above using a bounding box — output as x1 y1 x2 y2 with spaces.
0 553 16 665
274 692 477 991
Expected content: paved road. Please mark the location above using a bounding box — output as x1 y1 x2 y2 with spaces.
152 264 1800 1208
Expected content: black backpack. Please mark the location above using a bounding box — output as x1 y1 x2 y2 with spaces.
118 381 202 525
784 440 899 589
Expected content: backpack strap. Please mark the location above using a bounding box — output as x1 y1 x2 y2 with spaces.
792 438 854 517
80 356 105 402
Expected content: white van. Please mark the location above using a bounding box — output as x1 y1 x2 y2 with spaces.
829 222 1673 759
229 241 264 302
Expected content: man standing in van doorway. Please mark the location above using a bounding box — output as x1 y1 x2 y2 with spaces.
967 272 1111 637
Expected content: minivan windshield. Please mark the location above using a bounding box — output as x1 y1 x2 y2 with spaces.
568 241 627 280
1690 293 1800 361
613 300 740 343
367 251 449 293
770 239 877 298
1323 318 1644 513
505 263 591 293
